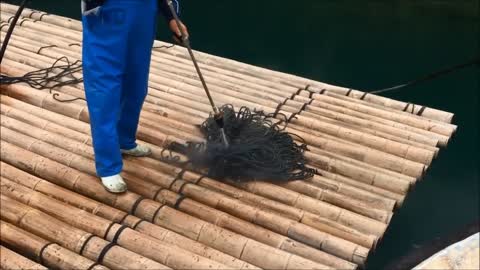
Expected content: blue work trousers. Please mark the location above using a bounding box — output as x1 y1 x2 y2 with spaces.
82 0 157 177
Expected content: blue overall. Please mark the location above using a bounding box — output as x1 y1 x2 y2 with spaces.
82 0 179 177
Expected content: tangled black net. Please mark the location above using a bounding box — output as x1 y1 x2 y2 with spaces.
166 104 316 182
0 56 85 102
0 56 83 89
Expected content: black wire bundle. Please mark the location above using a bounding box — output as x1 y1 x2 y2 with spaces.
0 56 83 90
167 104 316 182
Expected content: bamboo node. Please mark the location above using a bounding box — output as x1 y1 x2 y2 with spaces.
150 204 167 223
87 262 101 270
95 242 115 264
174 193 187 209
129 196 146 215
78 234 96 255
37 242 55 265
132 219 145 230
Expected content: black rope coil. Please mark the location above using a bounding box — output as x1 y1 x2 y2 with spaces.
0 56 86 102
0 56 83 91
165 104 315 182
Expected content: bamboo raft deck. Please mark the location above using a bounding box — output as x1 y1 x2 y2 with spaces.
0 3 457 269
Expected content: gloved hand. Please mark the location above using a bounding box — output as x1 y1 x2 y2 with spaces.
169 19 189 44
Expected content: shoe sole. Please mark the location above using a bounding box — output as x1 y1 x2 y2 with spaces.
121 152 152 157
102 184 128 194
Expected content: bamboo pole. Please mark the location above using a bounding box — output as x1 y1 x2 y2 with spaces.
0 3 83 32
0 113 393 228
0 163 297 270
143 76 434 169
1 31 442 171
0 96 400 212
0 95 90 134
0 81 401 224
143 140 406 206
142 73 434 168
141 60 441 155
233 177 393 215
307 89 457 133
0 83 192 147
1 52 210 128
0 6 456 125
0 3 454 258
178 174 380 248
308 171 405 206
132 149 384 248
0 221 109 270
156 42 455 125
0 94 410 205
2 179 333 270
0 103 92 144
0 87 402 226
0 245 48 270
0 195 171 270
307 85 455 124
0 22 81 53
0 23 296 110
147 185 367 266
305 149 413 189
0 94 408 223
0 22 75 49
0 32 80 61
302 97 450 142
0 4 458 268
204 166 395 212
0 85 420 185
305 93 455 141
150 40 455 124
0 52 442 170
0 141 352 269
299 108 441 151
0 7 299 94
13 43 433 171
0 178 243 270
152 40 455 124
0 5 406 200
183 169 391 224
0 104 391 230
284 121 427 177
286 114 439 159
149 52 294 98
0 98 391 247
0 162 260 270
0 2 290 92
129 43 449 145
0 29 440 172
0 57 429 180
0 13 79 41
0 126 371 265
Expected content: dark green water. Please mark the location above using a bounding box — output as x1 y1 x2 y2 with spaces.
4 1 479 269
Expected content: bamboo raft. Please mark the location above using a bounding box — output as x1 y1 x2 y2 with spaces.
0 3 457 269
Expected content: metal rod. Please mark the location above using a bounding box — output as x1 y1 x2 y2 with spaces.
166 0 219 115
0 0 30 65
165 0 229 147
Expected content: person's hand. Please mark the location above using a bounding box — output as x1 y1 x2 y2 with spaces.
169 19 189 44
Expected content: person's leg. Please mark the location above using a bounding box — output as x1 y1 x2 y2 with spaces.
117 0 158 153
82 0 143 190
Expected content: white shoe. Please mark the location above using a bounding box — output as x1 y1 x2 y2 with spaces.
121 144 152 157
101 174 127 193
